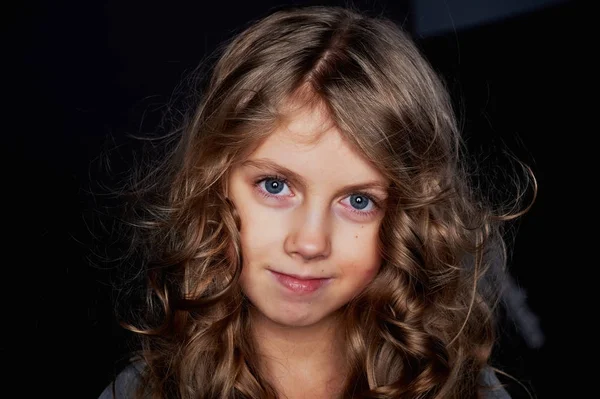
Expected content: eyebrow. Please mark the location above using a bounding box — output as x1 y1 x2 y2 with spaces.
241 158 390 194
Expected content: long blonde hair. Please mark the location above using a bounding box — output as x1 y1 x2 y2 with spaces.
113 5 534 398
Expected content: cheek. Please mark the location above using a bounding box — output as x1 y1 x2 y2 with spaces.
356 254 382 283
340 226 382 280
237 203 288 263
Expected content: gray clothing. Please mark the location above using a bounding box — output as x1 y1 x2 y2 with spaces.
98 362 511 398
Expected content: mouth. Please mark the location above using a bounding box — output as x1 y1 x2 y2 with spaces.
268 270 332 294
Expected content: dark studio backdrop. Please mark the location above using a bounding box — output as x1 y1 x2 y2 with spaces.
5 0 587 397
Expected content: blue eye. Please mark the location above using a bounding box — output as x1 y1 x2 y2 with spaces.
349 194 369 210
256 176 292 197
264 178 285 194
254 175 380 218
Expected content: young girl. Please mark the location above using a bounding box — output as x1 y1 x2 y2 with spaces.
99 5 534 399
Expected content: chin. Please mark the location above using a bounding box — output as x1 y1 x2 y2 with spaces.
269 313 321 328
259 304 343 329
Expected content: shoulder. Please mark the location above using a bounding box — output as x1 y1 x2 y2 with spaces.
480 367 511 399
98 361 145 399
97 361 509 398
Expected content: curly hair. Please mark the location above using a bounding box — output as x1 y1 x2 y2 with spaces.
112 5 534 398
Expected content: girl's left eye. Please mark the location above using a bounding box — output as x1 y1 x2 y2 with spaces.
340 194 377 214
253 176 380 217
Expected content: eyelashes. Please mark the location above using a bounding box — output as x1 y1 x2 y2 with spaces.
252 174 381 218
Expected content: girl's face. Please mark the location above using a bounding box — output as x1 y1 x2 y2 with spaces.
227 105 388 328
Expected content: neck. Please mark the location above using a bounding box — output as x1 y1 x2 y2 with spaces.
250 309 348 398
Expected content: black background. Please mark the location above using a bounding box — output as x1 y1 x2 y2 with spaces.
5 1 587 397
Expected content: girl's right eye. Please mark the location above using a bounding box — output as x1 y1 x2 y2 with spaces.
254 176 293 200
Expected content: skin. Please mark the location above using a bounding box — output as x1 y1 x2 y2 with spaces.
227 103 389 397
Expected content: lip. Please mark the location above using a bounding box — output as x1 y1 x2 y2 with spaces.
268 270 332 294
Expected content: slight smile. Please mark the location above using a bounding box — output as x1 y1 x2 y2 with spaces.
268 270 332 295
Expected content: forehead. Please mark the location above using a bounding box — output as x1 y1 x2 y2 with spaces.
246 104 387 186
276 101 335 145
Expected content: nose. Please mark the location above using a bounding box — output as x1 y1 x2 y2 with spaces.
284 203 331 262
